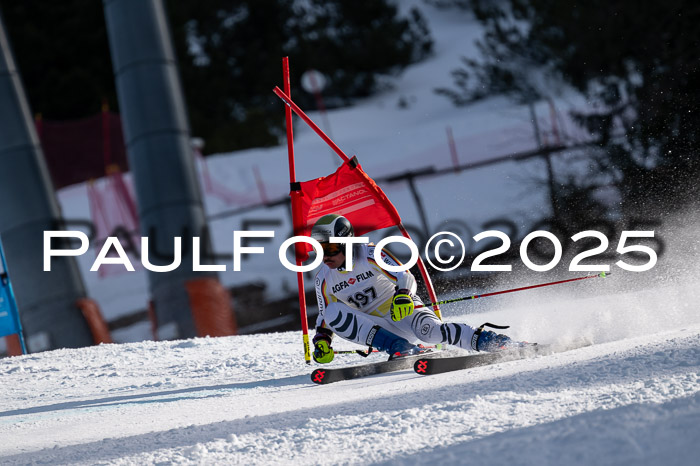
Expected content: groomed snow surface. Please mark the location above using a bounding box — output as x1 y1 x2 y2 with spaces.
1 276 699 465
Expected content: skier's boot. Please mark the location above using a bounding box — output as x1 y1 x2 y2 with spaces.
366 325 422 360
472 323 531 352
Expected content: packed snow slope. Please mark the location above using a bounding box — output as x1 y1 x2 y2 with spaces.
2 0 698 464
1 273 699 465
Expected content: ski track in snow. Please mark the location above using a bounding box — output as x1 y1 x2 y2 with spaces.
0 325 698 465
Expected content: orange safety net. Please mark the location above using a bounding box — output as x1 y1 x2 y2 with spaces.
4 334 22 356
186 278 237 337
76 297 114 344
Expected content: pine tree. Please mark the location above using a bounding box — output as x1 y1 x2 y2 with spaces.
168 0 433 153
433 0 700 214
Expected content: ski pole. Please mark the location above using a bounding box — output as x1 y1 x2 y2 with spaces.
334 343 439 357
426 272 609 307
334 349 379 356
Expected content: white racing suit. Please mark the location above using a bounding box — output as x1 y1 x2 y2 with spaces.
315 244 480 350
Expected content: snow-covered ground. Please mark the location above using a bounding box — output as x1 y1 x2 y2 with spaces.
4 212 700 464
1 291 699 464
2 1 699 463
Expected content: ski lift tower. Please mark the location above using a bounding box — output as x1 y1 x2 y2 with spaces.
103 0 235 339
0 10 96 352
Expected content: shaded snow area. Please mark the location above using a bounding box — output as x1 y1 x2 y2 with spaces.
1 283 699 465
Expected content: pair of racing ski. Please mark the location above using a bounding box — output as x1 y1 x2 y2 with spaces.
310 339 591 384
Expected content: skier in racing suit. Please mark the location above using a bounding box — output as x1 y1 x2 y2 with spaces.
311 214 523 364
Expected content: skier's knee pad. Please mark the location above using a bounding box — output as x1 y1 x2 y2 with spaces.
325 303 361 341
410 310 444 343
324 302 384 345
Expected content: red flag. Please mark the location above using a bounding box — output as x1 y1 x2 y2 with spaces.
293 157 401 258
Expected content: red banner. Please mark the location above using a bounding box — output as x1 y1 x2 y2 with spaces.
36 111 128 189
294 157 401 258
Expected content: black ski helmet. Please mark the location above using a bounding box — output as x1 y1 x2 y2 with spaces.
311 214 354 243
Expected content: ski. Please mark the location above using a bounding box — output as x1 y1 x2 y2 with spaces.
311 352 437 384
413 339 592 376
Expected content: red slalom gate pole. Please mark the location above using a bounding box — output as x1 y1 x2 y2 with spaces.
426 272 609 308
281 58 312 365
398 223 442 320
274 86 351 163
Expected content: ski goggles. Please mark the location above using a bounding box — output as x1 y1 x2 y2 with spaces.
320 242 343 257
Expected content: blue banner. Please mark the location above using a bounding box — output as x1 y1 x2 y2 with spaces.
1 239 25 353
0 280 20 337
